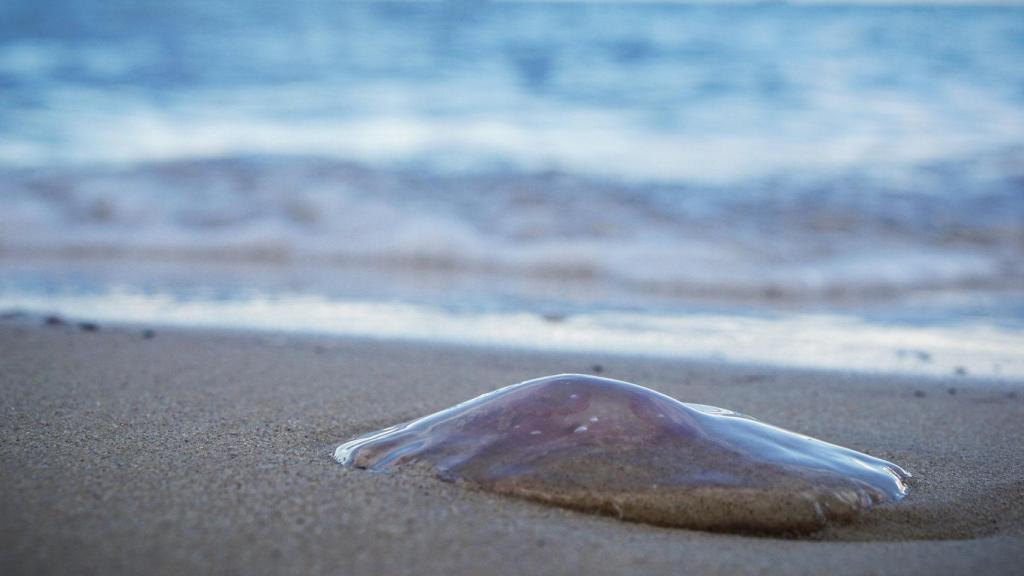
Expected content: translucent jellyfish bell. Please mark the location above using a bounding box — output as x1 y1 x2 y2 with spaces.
336 374 910 533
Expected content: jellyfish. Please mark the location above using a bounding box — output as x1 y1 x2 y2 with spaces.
335 374 910 534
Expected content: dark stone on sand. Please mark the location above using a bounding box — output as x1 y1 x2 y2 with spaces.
954 367 968 376
44 315 65 326
592 364 604 373
913 390 926 398
142 329 156 339
78 322 99 332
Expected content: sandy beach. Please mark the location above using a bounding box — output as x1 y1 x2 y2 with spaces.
2 318 1021 575
4 2 1024 574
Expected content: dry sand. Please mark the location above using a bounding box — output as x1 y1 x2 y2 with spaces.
1 318 1022 575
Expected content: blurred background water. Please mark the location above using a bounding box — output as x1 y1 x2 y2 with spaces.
2 0 1023 376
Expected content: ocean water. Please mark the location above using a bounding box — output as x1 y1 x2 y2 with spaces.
2 1 1023 377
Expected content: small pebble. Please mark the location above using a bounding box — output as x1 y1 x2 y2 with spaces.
78 322 99 332
913 390 926 398
592 364 604 373
44 315 65 326
954 366 968 376
947 387 957 396
142 329 156 339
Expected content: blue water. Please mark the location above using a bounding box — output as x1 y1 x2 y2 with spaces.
3 2 1023 178
1 1 1023 376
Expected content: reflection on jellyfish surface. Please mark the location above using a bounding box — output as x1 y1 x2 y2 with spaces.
336 374 910 534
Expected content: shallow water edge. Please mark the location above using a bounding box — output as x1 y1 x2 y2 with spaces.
2 286 1022 380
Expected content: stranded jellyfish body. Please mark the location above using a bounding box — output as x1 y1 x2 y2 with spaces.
336 374 910 533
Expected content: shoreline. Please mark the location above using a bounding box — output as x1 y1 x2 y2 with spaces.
2 320 1022 574
2 291 1022 380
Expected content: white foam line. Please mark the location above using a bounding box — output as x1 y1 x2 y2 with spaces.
2 289 1022 379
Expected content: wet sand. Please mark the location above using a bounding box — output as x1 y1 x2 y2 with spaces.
1 319 1022 575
